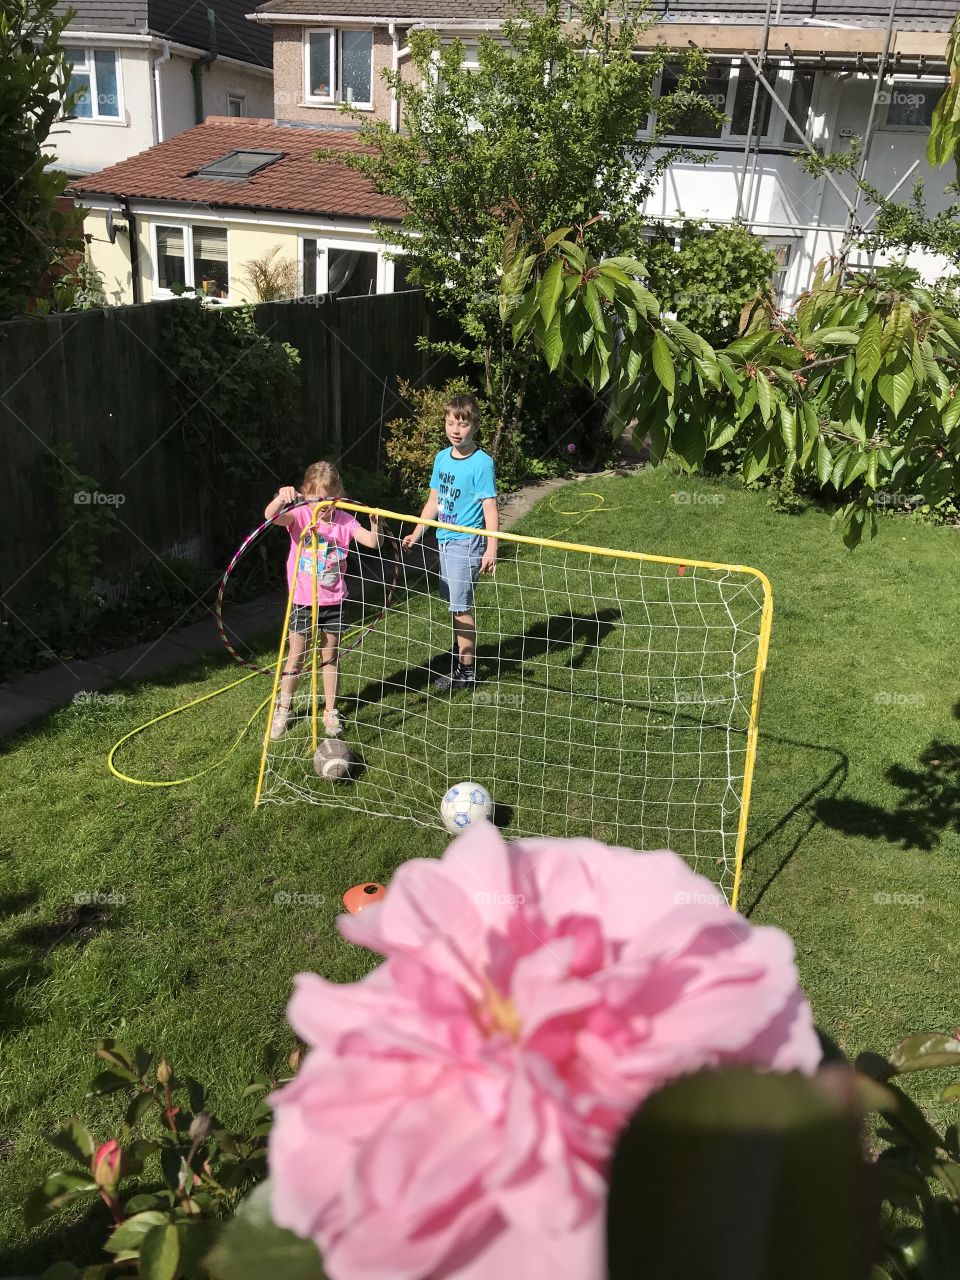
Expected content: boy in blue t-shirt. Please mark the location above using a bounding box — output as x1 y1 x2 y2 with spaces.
401 394 498 690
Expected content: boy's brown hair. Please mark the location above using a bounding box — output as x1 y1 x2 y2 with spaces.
444 393 480 429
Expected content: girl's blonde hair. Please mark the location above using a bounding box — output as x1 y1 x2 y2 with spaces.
301 462 343 518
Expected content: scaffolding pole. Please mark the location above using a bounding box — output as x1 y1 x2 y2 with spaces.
733 0 776 223
839 0 899 265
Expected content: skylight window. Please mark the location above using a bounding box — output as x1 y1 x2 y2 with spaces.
195 150 284 180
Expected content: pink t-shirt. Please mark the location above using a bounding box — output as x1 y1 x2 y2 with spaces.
285 506 360 607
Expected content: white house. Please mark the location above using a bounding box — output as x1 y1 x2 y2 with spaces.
250 0 958 301
48 0 275 178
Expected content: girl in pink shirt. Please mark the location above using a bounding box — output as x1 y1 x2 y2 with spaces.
263 461 380 740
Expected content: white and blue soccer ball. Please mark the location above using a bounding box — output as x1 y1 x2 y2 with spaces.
440 782 494 834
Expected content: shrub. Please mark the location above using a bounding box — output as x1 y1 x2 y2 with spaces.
640 220 779 347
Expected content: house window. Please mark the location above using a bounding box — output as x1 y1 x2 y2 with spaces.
655 59 801 145
302 237 321 295
226 94 245 117
784 70 817 145
154 224 229 299
329 247 377 295
884 80 945 129
65 47 120 119
304 28 374 107
300 238 381 295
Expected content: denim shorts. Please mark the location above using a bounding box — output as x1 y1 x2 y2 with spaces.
289 603 346 635
438 536 484 613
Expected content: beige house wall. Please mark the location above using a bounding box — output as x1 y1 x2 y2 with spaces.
82 208 135 305
82 207 401 304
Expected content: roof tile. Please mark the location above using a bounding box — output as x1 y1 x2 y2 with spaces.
67 119 405 222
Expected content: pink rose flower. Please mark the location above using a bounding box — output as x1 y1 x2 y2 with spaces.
269 825 819 1280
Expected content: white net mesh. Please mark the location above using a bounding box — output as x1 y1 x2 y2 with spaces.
256 504 770 901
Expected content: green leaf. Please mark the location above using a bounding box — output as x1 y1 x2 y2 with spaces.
844 452 869 486
602 255 646 277
855 312 882 385
742 429 773 483
583 280 605 333
106 1211 170 1258
779 402 796 451
875 361 915 419
140 1222 180 1280
815 439 834 486
651 332 675 398
48 1118 96 1165
542 226 572 253
94 1040 137 1073
24 1172 98 1227
509 286 538 342
205 1182 325 1280
716 354 741 397
756 372 772 425
537 257 564 332
890 1032 960 1074
88 1067 139 1095
943 391 960 434
810 328 860 347
126 1090 159 1127
541 310 564 374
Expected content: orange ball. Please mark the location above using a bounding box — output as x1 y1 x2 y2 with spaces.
342 882 387 913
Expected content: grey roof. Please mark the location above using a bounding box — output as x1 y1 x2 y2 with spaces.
56 0 271 65
253 0 957 27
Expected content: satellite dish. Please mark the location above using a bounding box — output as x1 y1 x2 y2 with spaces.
106 208 116 243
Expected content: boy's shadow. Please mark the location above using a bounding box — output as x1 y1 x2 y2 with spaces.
347 608 622 725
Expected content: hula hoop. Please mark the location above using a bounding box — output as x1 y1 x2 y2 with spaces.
215 496 400 675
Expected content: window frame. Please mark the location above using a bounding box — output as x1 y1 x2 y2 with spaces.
881 77 948 132
151 222 230 301
302 26 375 110
64 46 123 122
226 93 246 117
298 235 387 295
649 58 806 148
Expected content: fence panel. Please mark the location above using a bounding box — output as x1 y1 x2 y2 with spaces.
0 291 453 613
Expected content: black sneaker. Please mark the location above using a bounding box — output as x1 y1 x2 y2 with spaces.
433 662 475 692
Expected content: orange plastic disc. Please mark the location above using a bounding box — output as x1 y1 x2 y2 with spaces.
342 882 387 913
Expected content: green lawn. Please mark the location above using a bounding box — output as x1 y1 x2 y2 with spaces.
2 466 959 1271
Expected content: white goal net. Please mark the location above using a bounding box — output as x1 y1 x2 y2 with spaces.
255 502 772 905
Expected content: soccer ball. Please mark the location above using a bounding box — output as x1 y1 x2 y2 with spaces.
314 738 354 781
440 782 494 834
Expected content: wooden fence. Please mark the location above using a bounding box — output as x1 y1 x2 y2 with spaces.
0 290 452 610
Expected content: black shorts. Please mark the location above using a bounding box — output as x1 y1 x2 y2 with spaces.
289 603 347 635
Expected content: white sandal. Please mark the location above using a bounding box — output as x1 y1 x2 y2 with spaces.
270 703 292 740
322 708 346 737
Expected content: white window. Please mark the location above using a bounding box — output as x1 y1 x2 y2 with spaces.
653 59 805 146
226 93 245 117
883 79 946 130
153 224 229 299
65 47 121 119
300 237 382 296
303 28 374 108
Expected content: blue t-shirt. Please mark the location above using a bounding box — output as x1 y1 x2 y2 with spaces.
430 447 497 543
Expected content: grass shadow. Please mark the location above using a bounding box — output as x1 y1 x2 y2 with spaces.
0 895 125 1036
740 735 849 917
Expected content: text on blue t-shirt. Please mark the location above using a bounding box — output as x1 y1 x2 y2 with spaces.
429 447 497 543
